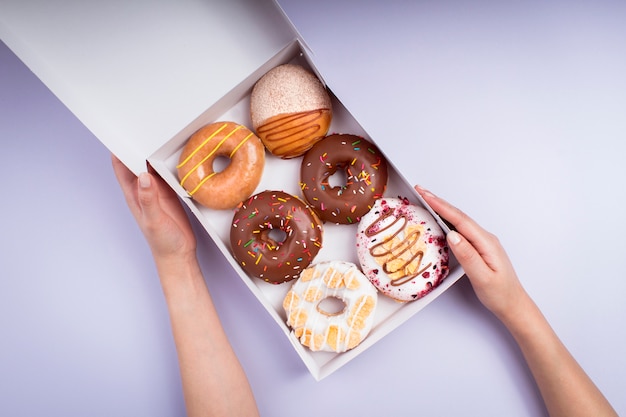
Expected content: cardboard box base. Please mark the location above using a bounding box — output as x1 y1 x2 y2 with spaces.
149 39 464 380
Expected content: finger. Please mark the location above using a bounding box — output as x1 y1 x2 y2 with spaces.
446 230 492 279
147 161 181 204
137 172 163 225
111 154 135 186
414 185 483 234
414 185 492 254
111 154 141 216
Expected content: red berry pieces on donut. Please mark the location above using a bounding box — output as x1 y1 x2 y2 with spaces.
300 134 388 225
356 197 450 302
230 190 324 284
177 121 265 210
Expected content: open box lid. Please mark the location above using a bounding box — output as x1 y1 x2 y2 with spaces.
0 0 302 174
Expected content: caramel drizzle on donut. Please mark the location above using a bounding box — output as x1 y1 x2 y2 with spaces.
257 110 327 154
177 123 254 195
365 210 432 286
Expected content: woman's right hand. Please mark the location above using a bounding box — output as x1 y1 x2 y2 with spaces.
416 185 619 417
415 185 527 322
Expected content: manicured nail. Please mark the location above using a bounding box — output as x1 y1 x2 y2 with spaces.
415 184 435 198
447 230 461 245
138 172 151 189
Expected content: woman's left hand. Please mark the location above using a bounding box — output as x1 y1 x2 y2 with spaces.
111 155 197 263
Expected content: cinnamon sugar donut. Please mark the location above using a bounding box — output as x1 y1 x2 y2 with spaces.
250 64 332 158
230 190 323 284
283 261 378 352
177 121 265 210
356 197 450 302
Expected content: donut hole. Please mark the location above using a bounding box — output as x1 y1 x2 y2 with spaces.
316 296 347 317
327 166 348 188
212 155 231 173
267 228 288 244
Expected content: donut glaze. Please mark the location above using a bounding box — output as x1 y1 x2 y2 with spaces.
250 64 332 158
356 197 450 302
283 261 378 352
230 190 323 284
300 134 388 224
177 121 265 209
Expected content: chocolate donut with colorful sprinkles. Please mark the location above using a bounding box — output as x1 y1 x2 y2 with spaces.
300 134 388 224
230 190 324 284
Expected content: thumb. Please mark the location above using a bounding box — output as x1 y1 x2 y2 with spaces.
446 230 491 280
137 172 162 223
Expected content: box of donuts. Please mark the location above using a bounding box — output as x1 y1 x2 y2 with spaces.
0 0 464 380
148 38 465 380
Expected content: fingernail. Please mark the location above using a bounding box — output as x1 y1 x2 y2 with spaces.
447 230 461 245
416 184 435 198
138 172 151 189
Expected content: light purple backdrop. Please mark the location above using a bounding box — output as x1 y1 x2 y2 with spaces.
1 0 625 416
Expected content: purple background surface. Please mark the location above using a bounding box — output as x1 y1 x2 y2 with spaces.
2 1 625 416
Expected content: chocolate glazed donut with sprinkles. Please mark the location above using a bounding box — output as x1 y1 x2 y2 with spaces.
300 134 388 224
230 190 323 284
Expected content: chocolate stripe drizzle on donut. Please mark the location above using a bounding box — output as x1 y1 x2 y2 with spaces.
300 134 388 224
356 198 450 302
365 209 432 286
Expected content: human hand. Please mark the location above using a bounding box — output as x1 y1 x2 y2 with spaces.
415 185 527 322
414 186 620 417
112 155 197 265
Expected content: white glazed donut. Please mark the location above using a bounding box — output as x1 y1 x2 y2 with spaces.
356 197 450 302
282 261 378 352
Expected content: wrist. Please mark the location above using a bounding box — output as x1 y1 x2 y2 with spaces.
153 247 197 270
496 289 541 336
154 251 203 291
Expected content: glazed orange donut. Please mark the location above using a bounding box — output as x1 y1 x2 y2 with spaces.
177 121 265 210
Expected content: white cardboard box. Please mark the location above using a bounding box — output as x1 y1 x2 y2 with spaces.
0 0 464 380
